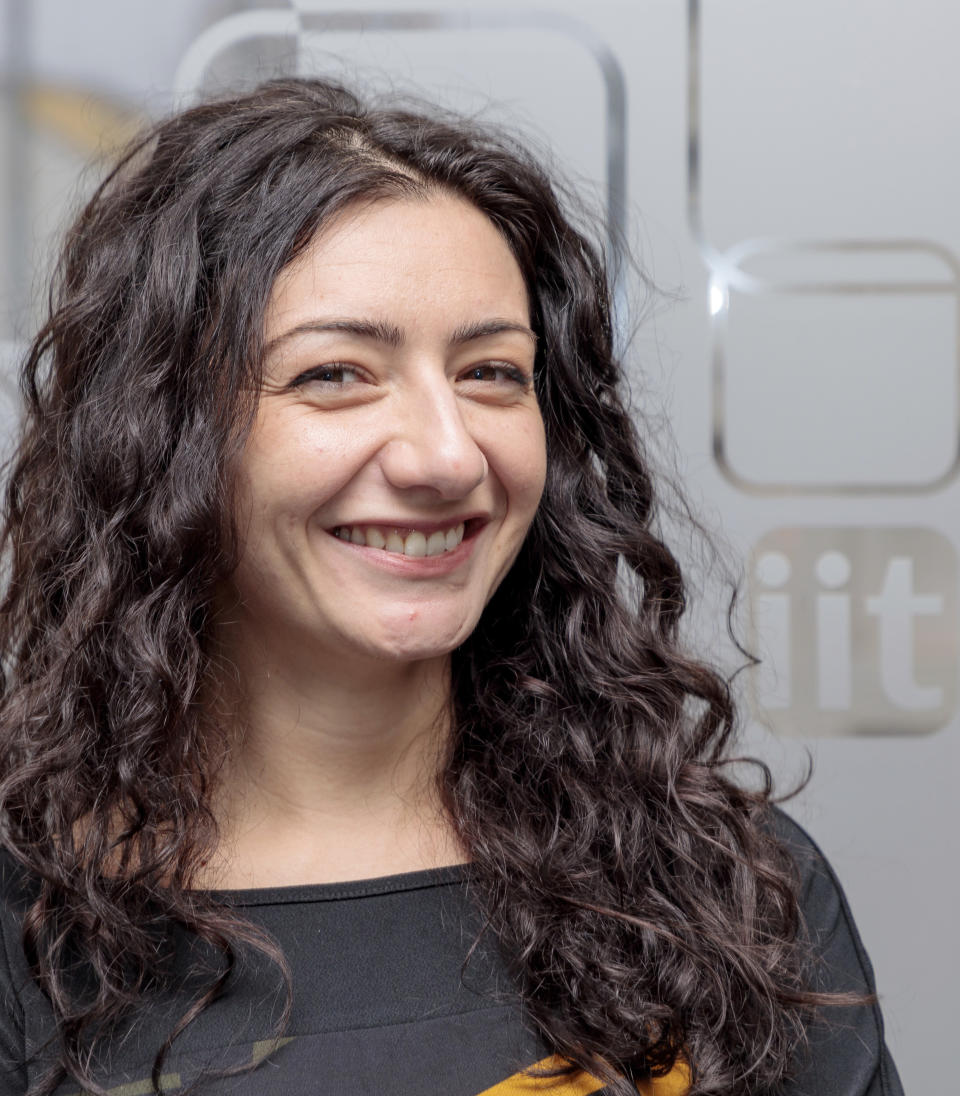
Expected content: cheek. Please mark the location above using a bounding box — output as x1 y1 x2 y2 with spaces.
494 413 548 520
239 412 365 520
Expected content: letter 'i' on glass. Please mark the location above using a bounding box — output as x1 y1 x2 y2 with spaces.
815 550 852 711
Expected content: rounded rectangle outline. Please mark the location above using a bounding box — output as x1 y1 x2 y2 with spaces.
172 5 629 306
709 238 960 495
687 0 960 496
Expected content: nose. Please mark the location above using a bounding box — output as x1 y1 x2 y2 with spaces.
378 377 488 500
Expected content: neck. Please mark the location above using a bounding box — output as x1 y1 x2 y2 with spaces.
205 622 465 888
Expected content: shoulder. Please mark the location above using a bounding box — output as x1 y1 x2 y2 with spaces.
0 846 28 942
764 806 864 953
0 845 37 928
0 847 30 1090
762 806 881 998
0 845 37 1003
0 844 47 1020
762 807 906 1096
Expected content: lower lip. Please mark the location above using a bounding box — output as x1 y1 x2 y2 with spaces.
326 524 483 577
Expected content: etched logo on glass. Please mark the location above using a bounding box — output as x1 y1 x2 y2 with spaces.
749 527 957 736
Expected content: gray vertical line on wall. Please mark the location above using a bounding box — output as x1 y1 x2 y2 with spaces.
3 0 30 336
686 0 703 249
684 0 722 270
686 0 728 487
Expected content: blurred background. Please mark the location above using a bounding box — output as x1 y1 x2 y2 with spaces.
1 0 954 1090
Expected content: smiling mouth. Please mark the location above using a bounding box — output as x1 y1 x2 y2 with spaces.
329 520 481 558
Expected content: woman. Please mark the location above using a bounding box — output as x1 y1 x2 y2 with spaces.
0 78 902 1096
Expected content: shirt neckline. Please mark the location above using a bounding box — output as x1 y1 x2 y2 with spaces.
208 861 472 907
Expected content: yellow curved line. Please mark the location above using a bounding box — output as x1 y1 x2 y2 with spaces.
639 1060 691 1096
22 84 143 159
476 1055 604 1096
476 1054 691 1096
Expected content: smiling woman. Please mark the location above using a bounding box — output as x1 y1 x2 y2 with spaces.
212 195 546 887
0 79 901 1096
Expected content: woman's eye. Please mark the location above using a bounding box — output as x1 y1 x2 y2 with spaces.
460 362 530 386
294 363 362 387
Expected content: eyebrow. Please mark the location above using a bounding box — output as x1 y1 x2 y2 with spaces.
264 317 538 356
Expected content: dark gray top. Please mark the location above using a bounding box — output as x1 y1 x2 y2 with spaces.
0 810 904 1095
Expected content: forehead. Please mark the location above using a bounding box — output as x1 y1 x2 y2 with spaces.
264 195 531 340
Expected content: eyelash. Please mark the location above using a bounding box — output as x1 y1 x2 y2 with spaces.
293 363 363 386
459 362 531 387
291 362 531 388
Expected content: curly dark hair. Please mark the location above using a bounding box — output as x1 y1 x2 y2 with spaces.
0 77 836 1096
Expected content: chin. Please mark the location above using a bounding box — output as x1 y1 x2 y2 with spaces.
360 611 478 663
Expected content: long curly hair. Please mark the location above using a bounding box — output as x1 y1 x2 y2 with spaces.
0 78 828 1095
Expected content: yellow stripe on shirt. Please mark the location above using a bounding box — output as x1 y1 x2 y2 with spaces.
476 1054 691 1096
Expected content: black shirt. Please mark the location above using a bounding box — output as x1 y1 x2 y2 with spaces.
0 811 904 1095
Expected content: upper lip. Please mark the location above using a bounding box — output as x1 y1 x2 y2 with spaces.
327 513 488 534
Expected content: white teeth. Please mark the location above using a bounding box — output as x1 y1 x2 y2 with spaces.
403 531 427 557
334 522 468 557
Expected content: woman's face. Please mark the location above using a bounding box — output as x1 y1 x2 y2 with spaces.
228 194 546 667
